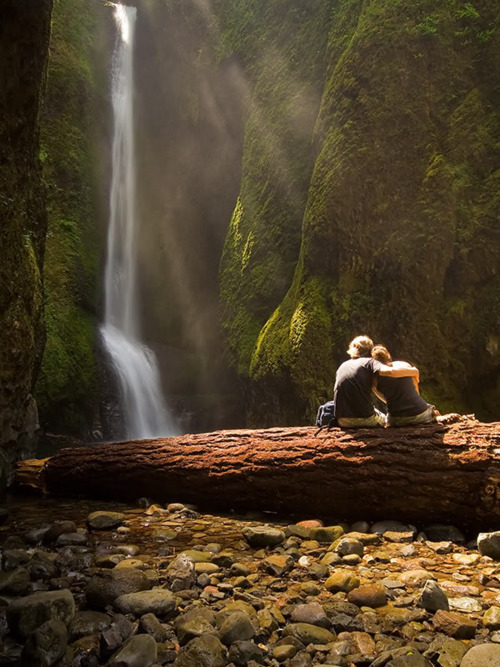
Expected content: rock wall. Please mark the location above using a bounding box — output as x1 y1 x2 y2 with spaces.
219 0 500 424
0 0 53 484
34 0 112 436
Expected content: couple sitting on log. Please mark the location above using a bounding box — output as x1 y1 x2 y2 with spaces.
332 335 437 429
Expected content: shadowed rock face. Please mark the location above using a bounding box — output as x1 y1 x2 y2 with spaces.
0 0 53 484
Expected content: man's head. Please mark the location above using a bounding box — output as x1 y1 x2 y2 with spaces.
372 345 392 365
347 335 374 359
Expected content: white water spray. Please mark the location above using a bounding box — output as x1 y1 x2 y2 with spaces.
101 4 177 439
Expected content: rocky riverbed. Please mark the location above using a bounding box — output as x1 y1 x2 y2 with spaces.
1 496 500 666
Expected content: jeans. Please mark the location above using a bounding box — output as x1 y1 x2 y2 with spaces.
337 409 387 428
389 405 436 427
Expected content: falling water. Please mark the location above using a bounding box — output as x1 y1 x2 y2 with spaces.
101 4 177 439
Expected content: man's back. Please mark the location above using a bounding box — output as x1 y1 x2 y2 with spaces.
334 357 382 419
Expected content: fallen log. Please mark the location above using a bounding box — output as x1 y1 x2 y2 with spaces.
14 419 500 526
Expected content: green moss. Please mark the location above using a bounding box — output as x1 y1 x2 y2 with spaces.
34 0 108 434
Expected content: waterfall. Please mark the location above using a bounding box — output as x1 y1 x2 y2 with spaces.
101 4 177 439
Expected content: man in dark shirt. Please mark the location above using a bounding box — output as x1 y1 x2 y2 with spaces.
371 345 436 426
334 336 420 428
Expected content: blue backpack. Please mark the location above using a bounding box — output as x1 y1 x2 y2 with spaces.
315 400 336 435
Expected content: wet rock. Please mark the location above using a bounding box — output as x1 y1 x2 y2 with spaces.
426 541 453 554
308 562 329 579
195 563 220 576
386 654 432 666
460 642 500 666
385 531 415 543
87 511 126 530
399 570 435 587
483 606 500 630
69 610 111 640
175 608 217 645
27 551 58 581
43 520 77 544
114 558 148 570
86 568 150 608
95 553 126 568
114 589 176 617
166 554 196 589
290 602 329 628
478 532 500 559
334 537 364 557
108 633 157 667
344 531 381 546
417 580 449 612
308 525 344 544
228 640 264 665
2 549 31 570
261 554 294 576
174 633 228 667
432 610 476 639
371 521 414 536
0 567 30 595
283 622 336 645
288 653 312 667
347 584 387 608
273 643 297 661
320 552 342 567
55 532 87 547
20 619 67 667
7 589 75 638
219 611 256 645
181 550 213 563
139 613 171 642
342 553 362 565
449 597 482 613
424 637 467 666
452 553 479 566
424 524 465 543
100 614 134 653
325 571 360 593
72 633 101 666
242 526 285 548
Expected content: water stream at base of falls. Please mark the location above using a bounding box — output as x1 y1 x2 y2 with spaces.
101 4 177 439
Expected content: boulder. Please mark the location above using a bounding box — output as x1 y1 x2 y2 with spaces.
20 619 67 667
7 589 75 638
174 634 228 667
114 589 176 617
108 633 157 667
86 568 150 608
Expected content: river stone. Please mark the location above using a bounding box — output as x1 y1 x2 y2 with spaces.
139 613 171 643
72 633 101 664
43 520 77 544
283 622 336 645
181 550 213 563
449 597 482 613
290 602 329 628
417 580 449 612
386 654 432 666
461 643 500 666
0 567 30 595
399 570 435 587
87 511 126 530
309 525 344 544
55 532 87 547
384 531 415 543
286 525 313 539
335 537 364 557
325 571 360 593
7 589 75 638
176 614 218 646
228 640 264 666
483 606 500 629
86 568 150 608
174 633 228 667
108 633 157 667
344 531 381 545
371 521 413 535
347 584 387 608
242 526 285 548
453 553 479 566
432 610 476 639
261 554 294 576
219 610 256 645
3 549 31 570
166 553 196 589
274 644 297 661
478 532 500 559
424 524 465 543
20 619 67 667
320 552 342 566
430 638 468 666
114 589 176 617
69 610 111 640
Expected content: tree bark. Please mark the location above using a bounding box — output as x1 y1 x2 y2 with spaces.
15 420 500 525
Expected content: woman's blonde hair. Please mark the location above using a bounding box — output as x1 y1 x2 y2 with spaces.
347 335 374 358
372 345 392 364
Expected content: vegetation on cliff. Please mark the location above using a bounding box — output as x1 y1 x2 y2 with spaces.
35 0 110 434
219 0 500 423
0 1 53 469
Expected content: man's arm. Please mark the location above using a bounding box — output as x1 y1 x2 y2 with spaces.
378 363 420 380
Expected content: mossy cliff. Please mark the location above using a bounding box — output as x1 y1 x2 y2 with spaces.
219 0 500 424
35 0 111 435
0 1 53 483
